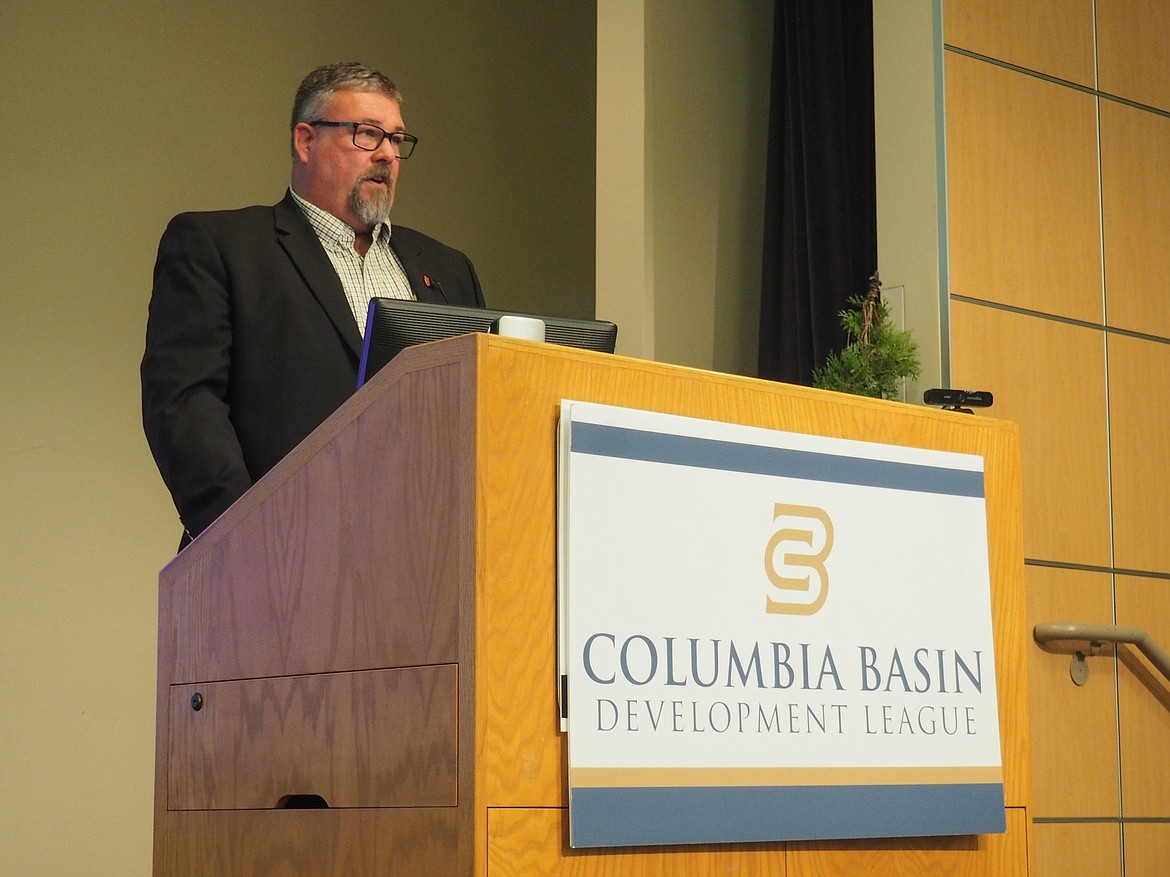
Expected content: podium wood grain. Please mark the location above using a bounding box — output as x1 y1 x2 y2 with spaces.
154 334 1030 876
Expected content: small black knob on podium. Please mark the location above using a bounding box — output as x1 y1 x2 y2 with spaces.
190 692 204 711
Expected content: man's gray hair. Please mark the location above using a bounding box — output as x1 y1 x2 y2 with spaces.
290 62 403 155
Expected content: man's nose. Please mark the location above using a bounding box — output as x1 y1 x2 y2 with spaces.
373 137 400 162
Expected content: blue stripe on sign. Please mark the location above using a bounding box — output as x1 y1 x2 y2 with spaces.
570 422 985 498
569 782 1006 848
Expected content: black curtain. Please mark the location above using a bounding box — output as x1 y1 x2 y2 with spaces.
758 0 877 385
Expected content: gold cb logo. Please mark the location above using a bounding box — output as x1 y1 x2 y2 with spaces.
763 503 834 615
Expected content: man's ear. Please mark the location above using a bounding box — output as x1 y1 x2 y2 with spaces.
292 122 315 165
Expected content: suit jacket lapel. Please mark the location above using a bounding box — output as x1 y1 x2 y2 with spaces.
273 192 364 358
392 232 448 304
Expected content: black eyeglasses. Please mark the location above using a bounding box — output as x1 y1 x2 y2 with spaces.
308 121 418 159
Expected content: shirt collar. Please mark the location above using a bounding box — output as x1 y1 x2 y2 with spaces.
289 187 392 250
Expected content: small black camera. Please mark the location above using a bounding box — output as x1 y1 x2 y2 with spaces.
923 388 993 414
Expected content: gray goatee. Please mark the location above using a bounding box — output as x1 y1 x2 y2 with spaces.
349 166 395 226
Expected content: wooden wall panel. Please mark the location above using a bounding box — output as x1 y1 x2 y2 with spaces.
1096 0 1170 113
1122 823 1170 877
943 0 1094 86
949 301 1110 566
1108 335 1170 573
1025 567 1118 817
1114 576 1170 817
944 53 1102 322
1101 100 1170 337
1032 823 1121 877
944 4 1170 874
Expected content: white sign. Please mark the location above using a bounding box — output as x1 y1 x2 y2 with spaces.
557 401 1004 848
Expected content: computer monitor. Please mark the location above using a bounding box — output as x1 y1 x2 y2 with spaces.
357 297 619 388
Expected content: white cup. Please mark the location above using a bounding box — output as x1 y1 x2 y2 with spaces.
495 315 546 342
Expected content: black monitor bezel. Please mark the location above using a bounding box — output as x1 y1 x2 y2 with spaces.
357 297 618 388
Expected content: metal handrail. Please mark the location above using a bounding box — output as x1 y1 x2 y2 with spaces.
1034 622 1170 686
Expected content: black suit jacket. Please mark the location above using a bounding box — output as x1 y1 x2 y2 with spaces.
141 191 485 538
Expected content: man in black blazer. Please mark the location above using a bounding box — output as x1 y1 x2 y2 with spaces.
142 62 485 544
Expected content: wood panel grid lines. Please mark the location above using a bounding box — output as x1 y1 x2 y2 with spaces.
1107 335 1170 575
1115 576 1170 819
942 5 1170 876
1096 0 1170 114
949 301 1110 567
1100 100 1170 338
1025 566 1119 818
943 0 1095 87
1031 822 1121 877
1120 822 1170 877
943 51 1102 324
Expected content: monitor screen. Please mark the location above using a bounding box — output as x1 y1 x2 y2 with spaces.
357 297 619 388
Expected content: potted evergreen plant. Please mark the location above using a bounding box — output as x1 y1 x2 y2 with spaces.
812 273 920 400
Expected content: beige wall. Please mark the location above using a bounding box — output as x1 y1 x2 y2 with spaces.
942 0 1170 874
597 0 772 374
643 1 772 376
0 2 594 874
873 0 945 398
1 1 774 873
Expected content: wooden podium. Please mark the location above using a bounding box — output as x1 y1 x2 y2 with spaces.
153 334 1031 876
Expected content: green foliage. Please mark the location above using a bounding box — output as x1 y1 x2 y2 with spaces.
812 289 921 400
